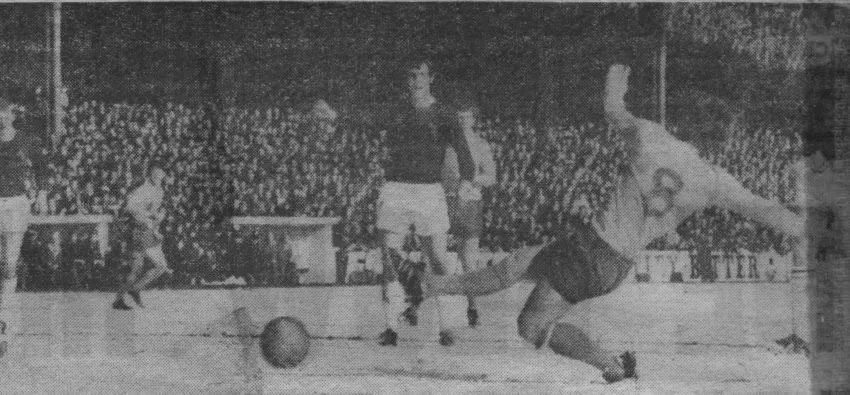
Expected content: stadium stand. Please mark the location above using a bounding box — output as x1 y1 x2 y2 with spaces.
17 101 800 290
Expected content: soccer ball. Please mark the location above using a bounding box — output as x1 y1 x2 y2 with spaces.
260 316 310 368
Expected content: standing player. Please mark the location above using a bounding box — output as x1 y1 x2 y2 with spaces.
0 98 48 358
375 57 477 347
440 99 496 327
112 163 171 310
421 64 806 383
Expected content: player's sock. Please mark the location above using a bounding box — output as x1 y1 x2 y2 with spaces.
382 281 405 331
112 298 132 311
546 322 628 383
467 306 479 328
0 277 16 308
437 295 466 345
401 305 418 326
0 288 20 358
467 296 478 327
0 278 18 335
438 330 454 347
128 290 144 308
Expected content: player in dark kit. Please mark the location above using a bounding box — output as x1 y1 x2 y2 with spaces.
400 99 495 329
112 162 172 310
0 98 48 358
421 65 806 383
375 57 477 347
441 99 496 327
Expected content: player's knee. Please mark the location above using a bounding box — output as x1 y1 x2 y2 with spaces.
516 314 549 349
492 260 516 287
0 264 14 280
383 247 402 264
152 259 168 271
382 232 404 251
429 259 447 276
382 280 404 303
145 249 167 267
381 248 403 276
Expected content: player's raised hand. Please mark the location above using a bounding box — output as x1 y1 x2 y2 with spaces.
604 64 635 129
606 64 630 97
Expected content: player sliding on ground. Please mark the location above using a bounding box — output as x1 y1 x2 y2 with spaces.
0 99 48 358
421 64 806 383
112 162 172 310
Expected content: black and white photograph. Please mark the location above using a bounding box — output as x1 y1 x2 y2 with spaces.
0 2 848 393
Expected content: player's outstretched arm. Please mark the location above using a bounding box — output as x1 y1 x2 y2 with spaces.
710 163 805 239
606 62 804 240
423 245 545 297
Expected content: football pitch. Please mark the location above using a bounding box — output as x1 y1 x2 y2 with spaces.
0 281 809 393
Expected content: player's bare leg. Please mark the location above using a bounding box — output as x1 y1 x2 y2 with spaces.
518 280 636 383
379 230 405 346
423 244 546 298
126 247 171 305
113 252 145 310
0 231 25 358
456 236 480 326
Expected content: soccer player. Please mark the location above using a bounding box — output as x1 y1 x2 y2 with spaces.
441 99 496 327
112 162 171 310
0 98 48 358
375 57 477 347
421 64 806 383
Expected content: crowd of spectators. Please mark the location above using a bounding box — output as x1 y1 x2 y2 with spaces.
665 125 801 254
478 118 628 250
16 100 800 290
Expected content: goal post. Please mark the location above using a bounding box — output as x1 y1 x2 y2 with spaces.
230 216 341 285
28 214 113 256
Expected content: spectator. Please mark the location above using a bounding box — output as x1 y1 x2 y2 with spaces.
17 99 799 288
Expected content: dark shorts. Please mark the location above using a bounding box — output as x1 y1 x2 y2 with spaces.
527 217 634 304
447 196 483 238
131 222 161 253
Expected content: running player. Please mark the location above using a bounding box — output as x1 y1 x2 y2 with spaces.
0 98 48 358
421 64 806 383
112 162 171 310
441 98 496 327
376 56 477 347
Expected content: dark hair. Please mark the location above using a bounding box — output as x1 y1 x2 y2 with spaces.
146 161 165 177
400 55 433 74
0 97 13 111
454 92 480 119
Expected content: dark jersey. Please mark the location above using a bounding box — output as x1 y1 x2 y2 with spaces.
381 102 475 184
0 132 48 198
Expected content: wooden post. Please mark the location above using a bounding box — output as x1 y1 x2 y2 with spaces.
657 4 669 127
46 2 62 139
806 168 850 393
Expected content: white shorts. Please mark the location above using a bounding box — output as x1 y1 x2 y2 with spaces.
0 195 31 233
377 182 450 236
